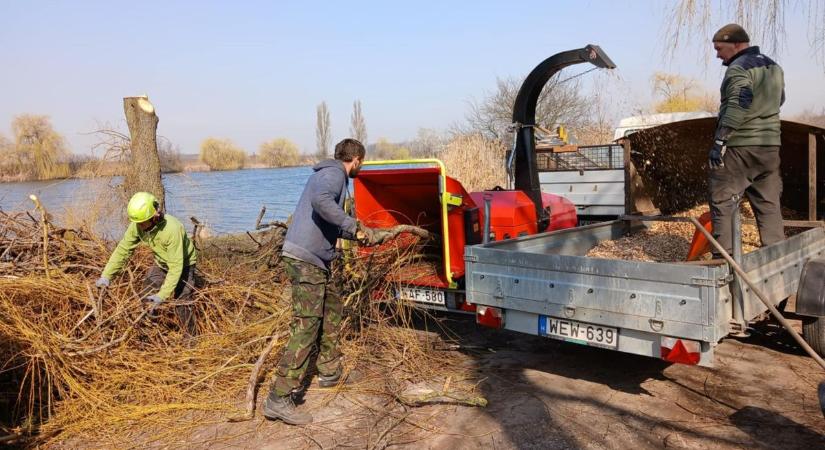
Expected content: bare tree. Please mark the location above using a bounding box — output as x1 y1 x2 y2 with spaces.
664 1 825 70
89 124 180 174
157 136 183 173
349 100 368 145
575 84 616 146
407 128 448 157
316 101 331 159
123 96 165 208
458 74 591 142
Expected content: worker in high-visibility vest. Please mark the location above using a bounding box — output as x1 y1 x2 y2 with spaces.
96 191 199 335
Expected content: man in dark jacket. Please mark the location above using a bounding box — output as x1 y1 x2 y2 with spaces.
709 23 785 256
264 138 380 425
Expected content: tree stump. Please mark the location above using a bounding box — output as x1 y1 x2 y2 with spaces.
123 96 165 209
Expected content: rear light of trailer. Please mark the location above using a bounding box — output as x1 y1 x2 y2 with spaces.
660 336 701 365
476 305 504 329
456 294 477 313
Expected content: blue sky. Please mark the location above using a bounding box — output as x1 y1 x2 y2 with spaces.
1 0 823 155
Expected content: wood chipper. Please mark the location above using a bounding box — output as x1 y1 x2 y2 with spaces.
351 45 615 312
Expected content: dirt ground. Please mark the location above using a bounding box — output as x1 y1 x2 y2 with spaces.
93 312 824 450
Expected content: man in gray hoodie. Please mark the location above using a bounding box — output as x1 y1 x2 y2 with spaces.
264 138 380 425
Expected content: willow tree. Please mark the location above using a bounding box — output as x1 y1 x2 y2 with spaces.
651 72 717 113
665 1 825 70
11 115 70 180
0 132 15 178
200 138 246 170
259 138 300 167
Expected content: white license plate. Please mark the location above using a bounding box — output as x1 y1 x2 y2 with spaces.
539 316 618 349
397 286 445 305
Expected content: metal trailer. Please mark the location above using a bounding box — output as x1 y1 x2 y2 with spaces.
464 219 825 366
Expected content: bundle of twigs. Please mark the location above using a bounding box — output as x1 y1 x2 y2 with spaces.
0 209 108 278
0 209 481 447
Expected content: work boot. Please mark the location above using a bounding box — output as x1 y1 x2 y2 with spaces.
318 367 358 388
262 391 313 425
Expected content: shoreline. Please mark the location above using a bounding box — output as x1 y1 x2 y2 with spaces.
0 163 311 184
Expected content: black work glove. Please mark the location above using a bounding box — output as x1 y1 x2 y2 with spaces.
709 139 726 169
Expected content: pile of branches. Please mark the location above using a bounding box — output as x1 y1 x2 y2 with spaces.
0 208 481 447
0 209 108 277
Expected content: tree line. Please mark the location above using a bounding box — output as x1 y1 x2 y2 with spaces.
4 68 823 180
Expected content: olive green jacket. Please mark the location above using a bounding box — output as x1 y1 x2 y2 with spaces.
717 46 785 147
102 214 198 299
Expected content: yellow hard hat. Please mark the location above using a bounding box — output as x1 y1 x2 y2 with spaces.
127 192 158 223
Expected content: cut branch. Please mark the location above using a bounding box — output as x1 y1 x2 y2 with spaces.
228 332 285 422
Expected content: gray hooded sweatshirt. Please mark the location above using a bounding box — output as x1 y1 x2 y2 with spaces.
282 159 357 269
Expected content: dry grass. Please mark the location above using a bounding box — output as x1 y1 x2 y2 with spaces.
0 205 479 447
441 134 507 192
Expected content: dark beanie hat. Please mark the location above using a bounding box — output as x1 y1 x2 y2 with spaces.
712 23 750 43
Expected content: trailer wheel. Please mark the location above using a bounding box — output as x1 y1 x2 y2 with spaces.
803 317 825 357
797 259 825 356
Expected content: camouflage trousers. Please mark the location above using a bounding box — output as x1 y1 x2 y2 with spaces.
271 256 344 397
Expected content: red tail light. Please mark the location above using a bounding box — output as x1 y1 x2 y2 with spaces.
660 337 701 365
456 294 477 312
476 305 504 328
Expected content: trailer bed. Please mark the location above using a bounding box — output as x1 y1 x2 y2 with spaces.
464 220 825 366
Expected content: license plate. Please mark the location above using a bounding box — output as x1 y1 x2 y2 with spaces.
397 286 445 305
539 316 618 349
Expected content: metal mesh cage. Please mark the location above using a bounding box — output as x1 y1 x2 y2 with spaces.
537 144 624 171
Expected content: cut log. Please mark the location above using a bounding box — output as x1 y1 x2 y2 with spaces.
123 96 165 209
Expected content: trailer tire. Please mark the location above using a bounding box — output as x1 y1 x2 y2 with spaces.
803 317 825 357
797 259 825 317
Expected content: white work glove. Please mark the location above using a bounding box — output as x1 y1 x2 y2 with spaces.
95 277 110 288
144 294 164 318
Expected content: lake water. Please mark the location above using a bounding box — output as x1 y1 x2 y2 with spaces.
0 167 312 237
